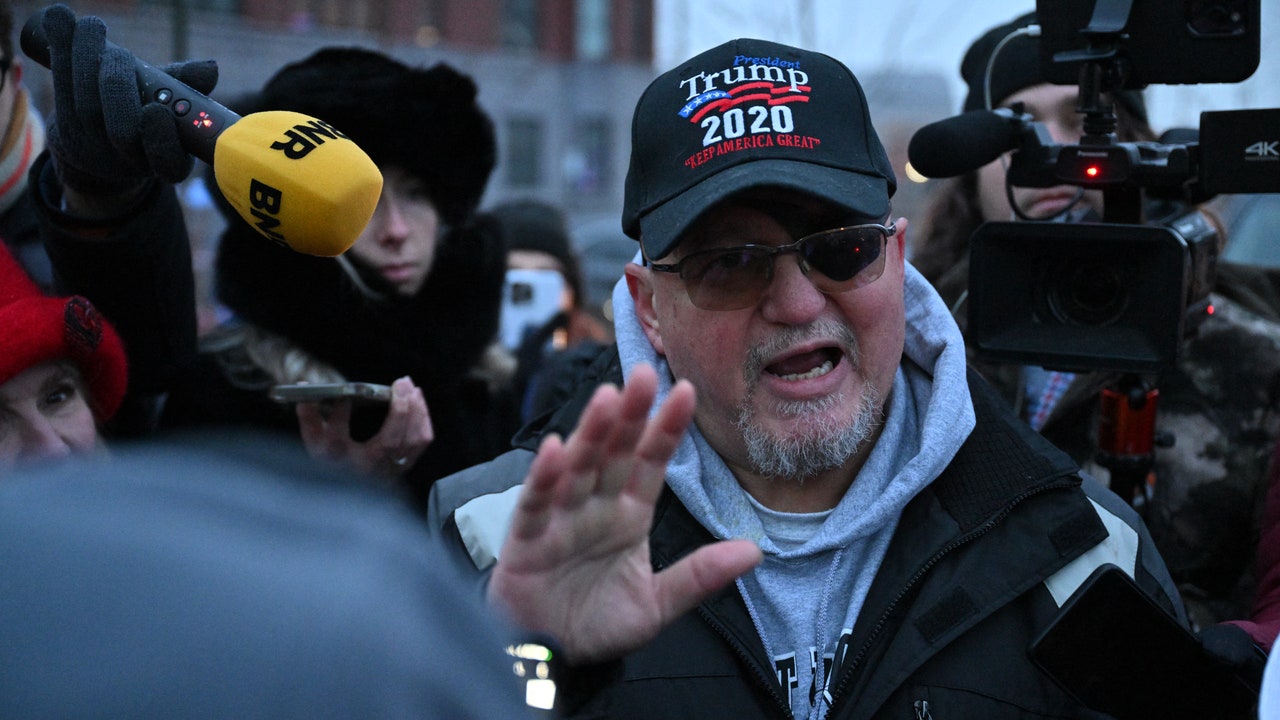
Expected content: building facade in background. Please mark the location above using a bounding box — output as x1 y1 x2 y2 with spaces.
11 0 658 323
15 0 655 230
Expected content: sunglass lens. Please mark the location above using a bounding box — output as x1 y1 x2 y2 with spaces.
685 248 771 309
802 229 882 283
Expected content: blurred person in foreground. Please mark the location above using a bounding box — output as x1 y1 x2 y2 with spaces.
429 37 1185 718
911 10 1280 637
0 239 125 475
24 5 519 508
0 432 538 719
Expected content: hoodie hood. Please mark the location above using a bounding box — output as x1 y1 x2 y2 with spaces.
613 255 975 546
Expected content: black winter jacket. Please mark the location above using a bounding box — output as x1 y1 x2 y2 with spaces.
430 347 1186 719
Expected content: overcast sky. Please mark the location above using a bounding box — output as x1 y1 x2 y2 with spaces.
653 0 1280 131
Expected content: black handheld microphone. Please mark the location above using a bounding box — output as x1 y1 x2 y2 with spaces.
19 7 383 257
907 108 1030 179
20 8 237 163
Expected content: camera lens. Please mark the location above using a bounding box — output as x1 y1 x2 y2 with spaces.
510 282 534 304
1045 263 1130 326
1186 0 1247 37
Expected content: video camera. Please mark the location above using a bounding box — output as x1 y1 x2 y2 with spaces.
908 0 1280 373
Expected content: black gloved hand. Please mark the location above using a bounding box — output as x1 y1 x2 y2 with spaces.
1198 622 1268 692
41 3 219 196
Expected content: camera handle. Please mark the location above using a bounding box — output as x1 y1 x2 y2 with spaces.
1095 374 1158 513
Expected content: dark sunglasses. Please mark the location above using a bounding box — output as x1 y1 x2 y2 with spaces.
645 220 896 311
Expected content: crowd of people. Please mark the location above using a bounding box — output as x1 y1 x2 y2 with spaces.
910 10 1280 645
2 3 1278 719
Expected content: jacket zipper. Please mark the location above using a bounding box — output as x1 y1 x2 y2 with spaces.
823 477 1078 718
653 548 794 719
697 604 796 719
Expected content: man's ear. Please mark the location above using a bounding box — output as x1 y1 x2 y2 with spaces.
624 263 666 357
891 217 909 271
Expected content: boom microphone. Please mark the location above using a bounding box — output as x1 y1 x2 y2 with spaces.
907 108 1029 179
20 9 380 257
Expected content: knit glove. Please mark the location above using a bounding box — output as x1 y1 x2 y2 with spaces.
1197 623 1268 691
41 4 219 195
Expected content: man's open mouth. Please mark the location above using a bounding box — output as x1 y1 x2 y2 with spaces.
765 347 841 381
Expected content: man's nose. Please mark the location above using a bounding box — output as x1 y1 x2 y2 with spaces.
760 255 826 323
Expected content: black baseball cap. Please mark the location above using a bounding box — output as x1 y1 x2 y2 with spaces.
622 38 896 260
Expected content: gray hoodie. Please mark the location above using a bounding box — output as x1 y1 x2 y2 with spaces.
613 257 976 719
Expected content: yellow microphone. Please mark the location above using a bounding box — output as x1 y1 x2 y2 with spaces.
21 9 381 257
210 112 381 257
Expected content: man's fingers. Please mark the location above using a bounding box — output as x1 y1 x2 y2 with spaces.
557 382 624 508
654 539 762 622
508 434 567 541
626 379 696 505
596 365 660 484
608 365 659 456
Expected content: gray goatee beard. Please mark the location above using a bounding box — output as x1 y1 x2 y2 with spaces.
735 321 884 481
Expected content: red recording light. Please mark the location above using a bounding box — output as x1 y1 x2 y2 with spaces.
1085 165 1101 178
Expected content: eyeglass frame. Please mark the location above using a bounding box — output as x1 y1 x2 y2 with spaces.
641 216 898 311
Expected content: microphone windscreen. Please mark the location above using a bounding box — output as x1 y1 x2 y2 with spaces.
908 109 1024 179
213 111 382 257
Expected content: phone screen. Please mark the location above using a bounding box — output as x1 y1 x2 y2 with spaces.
1028 564 1260 719
499 268 566 351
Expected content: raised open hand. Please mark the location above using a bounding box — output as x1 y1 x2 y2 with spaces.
487 363 763 664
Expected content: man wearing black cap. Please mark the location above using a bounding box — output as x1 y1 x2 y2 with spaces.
433 38 1183 718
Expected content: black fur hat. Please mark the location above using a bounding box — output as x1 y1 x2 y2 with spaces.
206 48 509 394
243 47 496 226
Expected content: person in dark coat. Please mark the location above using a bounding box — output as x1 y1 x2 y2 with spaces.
910 10 1280 635
160 47 520 508
25 5 520 510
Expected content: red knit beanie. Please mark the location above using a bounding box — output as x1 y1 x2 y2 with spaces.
0 244 128 422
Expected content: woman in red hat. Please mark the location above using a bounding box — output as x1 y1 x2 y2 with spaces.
0 242 127 473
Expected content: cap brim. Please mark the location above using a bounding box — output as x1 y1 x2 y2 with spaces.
637 159 891 260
